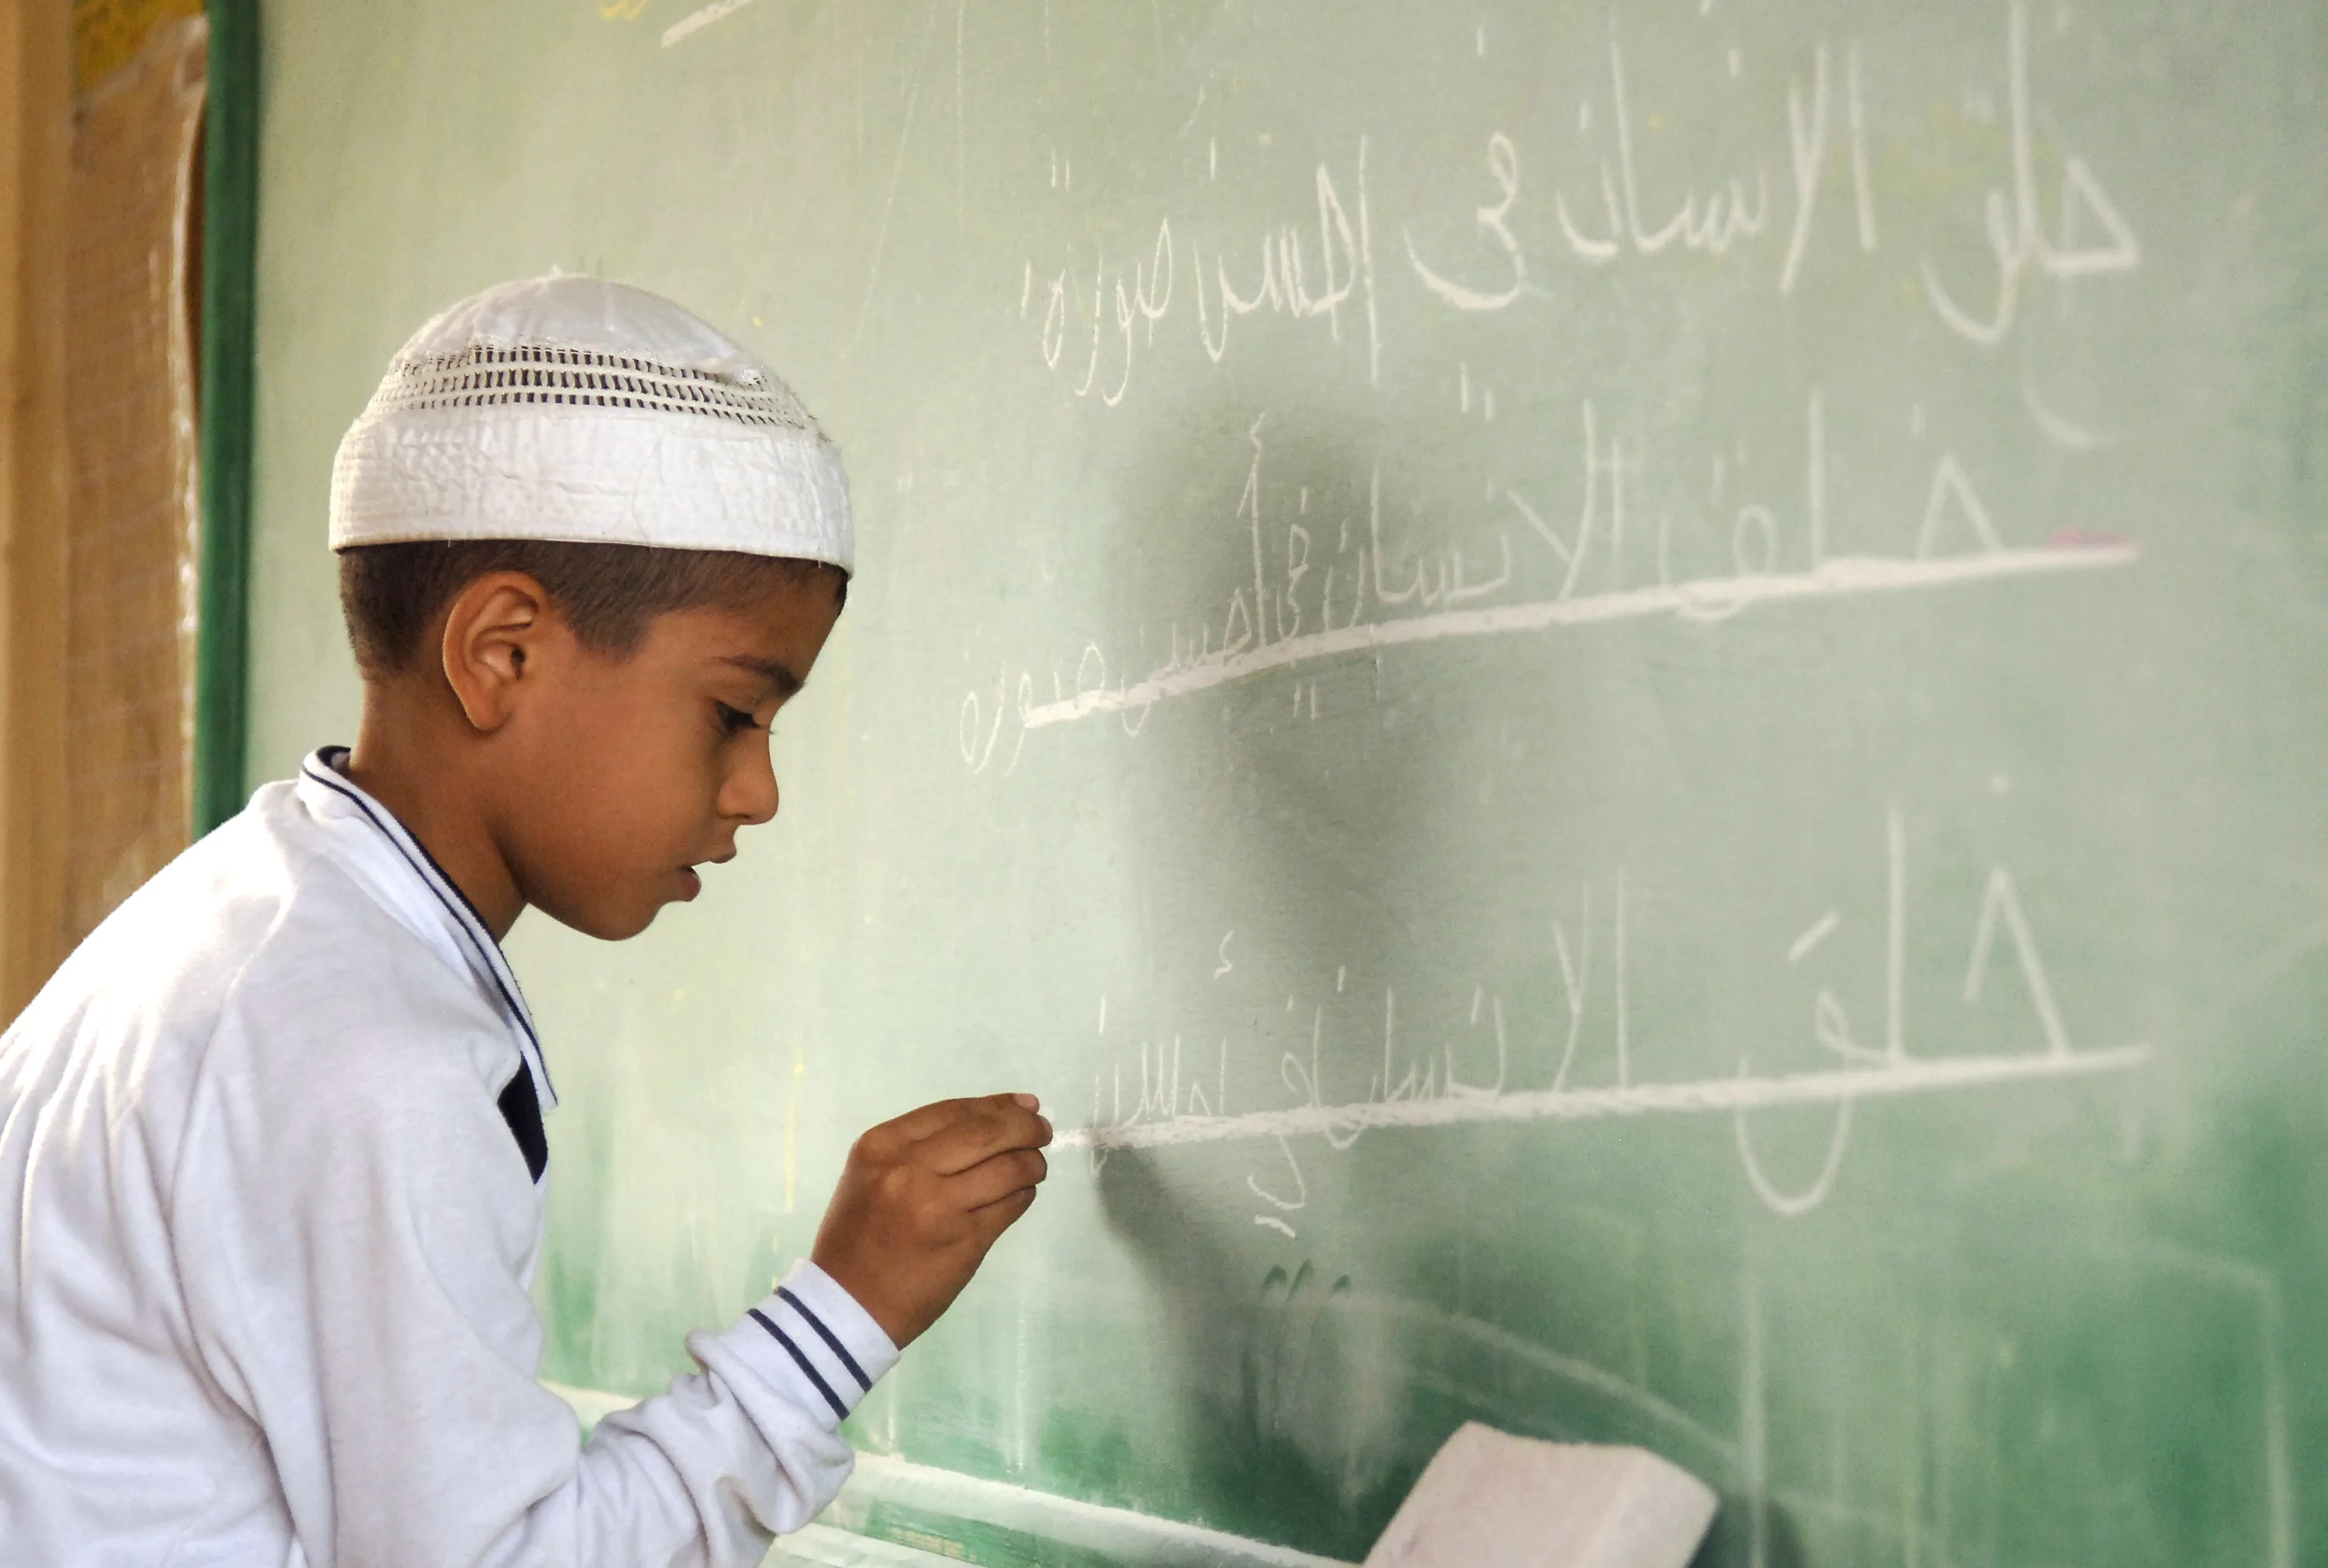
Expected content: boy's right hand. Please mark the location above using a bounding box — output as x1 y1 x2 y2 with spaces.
810 1093 1052 1348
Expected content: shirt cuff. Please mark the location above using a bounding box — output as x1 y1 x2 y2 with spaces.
707 1259 899 1430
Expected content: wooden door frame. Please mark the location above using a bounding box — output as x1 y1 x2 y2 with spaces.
0 0 256 1014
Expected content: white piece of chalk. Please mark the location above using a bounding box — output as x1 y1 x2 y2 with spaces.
1364 1424 1717 1568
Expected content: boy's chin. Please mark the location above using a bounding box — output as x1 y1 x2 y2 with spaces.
538 886 677 943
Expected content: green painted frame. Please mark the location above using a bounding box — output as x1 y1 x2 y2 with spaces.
193 0 258 834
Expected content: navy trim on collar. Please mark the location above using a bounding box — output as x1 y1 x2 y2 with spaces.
300 748 556 1110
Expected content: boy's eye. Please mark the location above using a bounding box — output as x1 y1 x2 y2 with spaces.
715 702 760 736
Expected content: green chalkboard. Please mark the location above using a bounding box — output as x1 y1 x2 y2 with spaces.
243 2 2328 1564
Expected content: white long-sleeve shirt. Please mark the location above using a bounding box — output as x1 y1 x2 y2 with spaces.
0 748 896 1567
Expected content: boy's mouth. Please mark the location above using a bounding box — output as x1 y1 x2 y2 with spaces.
677 866 702 900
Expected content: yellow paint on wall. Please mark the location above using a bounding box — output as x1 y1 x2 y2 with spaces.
71 0 203 96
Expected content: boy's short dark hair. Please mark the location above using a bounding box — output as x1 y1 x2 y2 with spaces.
338 540 847 680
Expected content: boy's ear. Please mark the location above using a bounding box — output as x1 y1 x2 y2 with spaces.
439 571 555 733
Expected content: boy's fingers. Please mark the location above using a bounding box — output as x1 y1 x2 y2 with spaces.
885 1092 1046 1151
948 1147 1048 1210
968 1182 1040 1239
882 1096 986 1144
916 1102 1052 1176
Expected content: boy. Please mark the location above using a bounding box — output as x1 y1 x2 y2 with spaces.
0 276 1051 1566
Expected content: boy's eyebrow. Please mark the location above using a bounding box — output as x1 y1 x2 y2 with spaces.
720 655 805 699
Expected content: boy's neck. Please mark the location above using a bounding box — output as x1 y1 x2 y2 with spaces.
343 685 527 941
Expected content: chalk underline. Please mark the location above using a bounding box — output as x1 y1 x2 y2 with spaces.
1055 1044 2153 1150
660 0 754 48
1021 543 2139 730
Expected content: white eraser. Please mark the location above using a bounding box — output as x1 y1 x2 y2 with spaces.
1364 1423 1718 1568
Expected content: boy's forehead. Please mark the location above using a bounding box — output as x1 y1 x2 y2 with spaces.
653 591 843 694
717 652 805 698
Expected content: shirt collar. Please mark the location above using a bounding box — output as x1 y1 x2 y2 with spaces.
294 746 557 1111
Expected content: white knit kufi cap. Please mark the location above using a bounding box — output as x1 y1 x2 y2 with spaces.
330 275 852 572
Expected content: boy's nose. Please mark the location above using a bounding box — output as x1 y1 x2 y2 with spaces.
722 753 781 826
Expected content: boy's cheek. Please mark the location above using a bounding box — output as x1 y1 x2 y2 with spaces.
511 803 680 939
524 711 719 933
559 730 693 857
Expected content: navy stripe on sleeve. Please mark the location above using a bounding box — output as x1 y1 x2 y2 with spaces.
747 1308 849 1421
777 1286 872 1391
